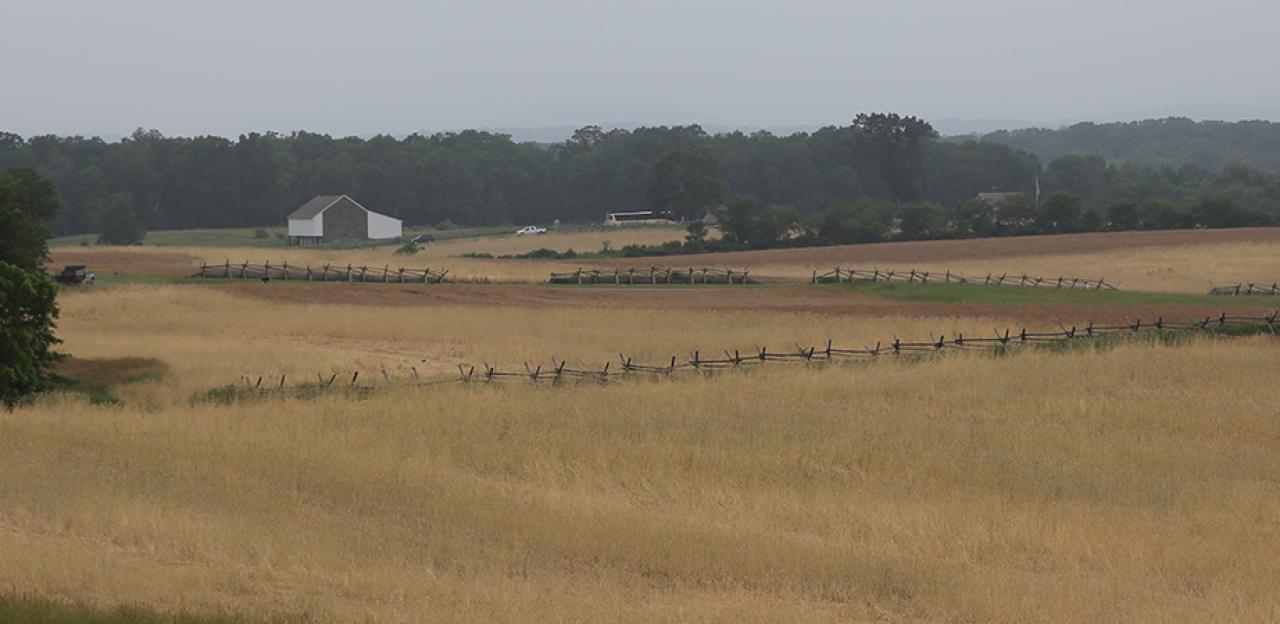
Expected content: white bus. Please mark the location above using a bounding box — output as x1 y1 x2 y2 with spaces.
604 210 676 226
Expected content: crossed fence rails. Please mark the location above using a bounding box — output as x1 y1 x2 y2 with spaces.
229 312 1276 395
1210 283 1280 296
812 266 1117 290
549 266 756 285
192 260 451 283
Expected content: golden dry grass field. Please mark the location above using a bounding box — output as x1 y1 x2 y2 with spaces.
9 228 1280 622
50 226 1280 292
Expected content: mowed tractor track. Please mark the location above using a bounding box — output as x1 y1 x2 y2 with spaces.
218 281 1269 328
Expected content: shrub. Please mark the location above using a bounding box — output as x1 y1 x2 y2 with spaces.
253 228 269 239
394 242 420 255
435 219 457 230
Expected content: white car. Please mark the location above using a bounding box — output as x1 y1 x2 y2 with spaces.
515 225 547 235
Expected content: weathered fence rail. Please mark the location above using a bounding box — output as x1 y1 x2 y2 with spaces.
1210 283 1280 296
226 312 1275 398
550 266 756 285
812 266 1116 290
192 261 450 283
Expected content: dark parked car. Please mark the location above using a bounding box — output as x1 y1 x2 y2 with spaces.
412 234 436 244
54 265 95 285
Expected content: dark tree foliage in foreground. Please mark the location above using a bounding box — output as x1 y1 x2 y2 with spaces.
0 168 61 407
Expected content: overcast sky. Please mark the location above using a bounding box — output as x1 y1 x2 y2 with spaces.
3 0 1277 138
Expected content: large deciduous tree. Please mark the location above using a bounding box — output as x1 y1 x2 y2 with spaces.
0 168 60 271
0 168 62 407
649 145 728 220
851 113 938 202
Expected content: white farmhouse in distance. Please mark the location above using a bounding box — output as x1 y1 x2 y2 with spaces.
286 195 401 245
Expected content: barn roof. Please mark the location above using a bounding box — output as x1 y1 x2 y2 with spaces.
287 194 402 223
288 195 350 220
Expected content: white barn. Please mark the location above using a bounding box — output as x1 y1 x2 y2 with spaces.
286 195 402 245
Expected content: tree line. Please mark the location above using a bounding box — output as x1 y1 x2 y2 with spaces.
976 118 1280 173
2 114 1279 243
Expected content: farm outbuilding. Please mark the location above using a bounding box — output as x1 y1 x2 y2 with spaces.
287 195 401 245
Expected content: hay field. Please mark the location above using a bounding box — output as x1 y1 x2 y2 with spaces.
722 241 1280 293
13 227 1280 622
5 337 1280 622
592 228 1280 292
48 285 1017 405
50 227 1280 291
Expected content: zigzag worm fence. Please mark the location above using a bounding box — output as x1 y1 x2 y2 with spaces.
549 266 756 285
813 267 1116 290
192 261 450 283
1210 283 1280 296
228 312 1276 396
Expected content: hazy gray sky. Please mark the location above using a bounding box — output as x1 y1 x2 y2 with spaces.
3 0 1277 137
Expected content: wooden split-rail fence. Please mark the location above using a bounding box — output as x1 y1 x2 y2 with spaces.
1210 283 1280 296
549 266 756 285
230 312 1275 396
192 261 450 283
812 266 1117 290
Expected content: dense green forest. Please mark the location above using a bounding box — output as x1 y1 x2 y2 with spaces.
2 114 1279 240
976 118 1280 173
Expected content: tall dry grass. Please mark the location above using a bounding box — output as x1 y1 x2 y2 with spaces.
5 339 1280 622
51 285 1013 406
